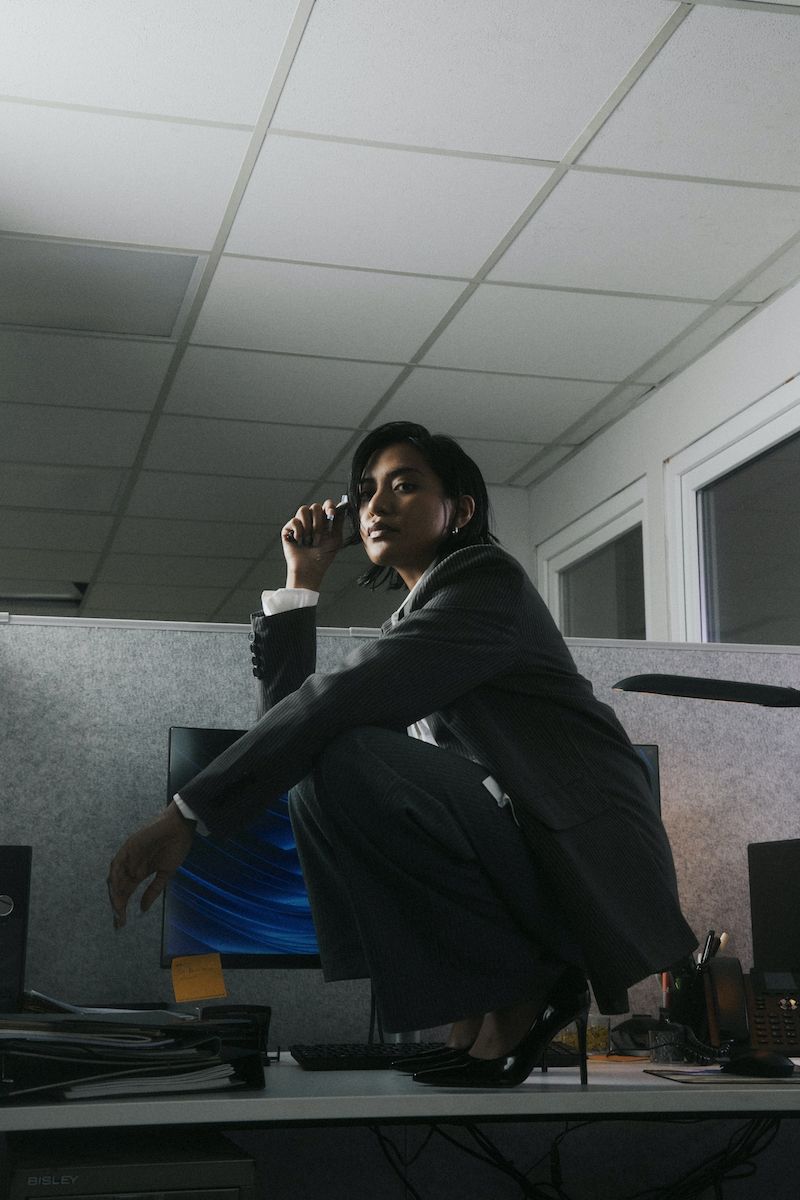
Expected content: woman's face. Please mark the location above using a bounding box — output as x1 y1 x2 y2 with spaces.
358 442 472 589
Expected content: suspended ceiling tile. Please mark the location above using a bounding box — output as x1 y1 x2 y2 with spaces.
0 592 88 614
78 606 221 621
581 6 800 184
0 0 301 124
734 240 800 304
0 240 198 337
144 416 353 479
273 0 679 158
489 171 800 298
0 510 113 550
381 368 612 443
317 465 352 494
0 331 174 409
96 553 252 587
167 347 402 425
240 549 364 592
86 582 230 612
240 560 289 592
632 305 755 384
126 471 308 522
557 383 654 444
228 135 552 275
422 285 705 378
192 258 465 359
0 404 149 467
212 590 265 624
513 444 574 487
0 463 126 510
457 436 546 484
316 583 397 630
0 547 98 581
0 104 250 247
0 576 85 595
111 516 277 558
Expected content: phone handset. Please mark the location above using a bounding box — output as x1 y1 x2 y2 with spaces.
704 956 750 1045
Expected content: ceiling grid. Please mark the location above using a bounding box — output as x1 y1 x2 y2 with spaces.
1 0 800 626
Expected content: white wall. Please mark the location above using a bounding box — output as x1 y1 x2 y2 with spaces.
527 278 800 640
487 483 533 574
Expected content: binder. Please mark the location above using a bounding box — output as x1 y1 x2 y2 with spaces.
0 1012 265 1100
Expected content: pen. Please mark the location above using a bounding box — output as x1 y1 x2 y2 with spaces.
286 495 348 543
329 494 349 521
697 929 715 969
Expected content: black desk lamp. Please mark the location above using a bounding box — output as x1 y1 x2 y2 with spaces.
613 674 800 707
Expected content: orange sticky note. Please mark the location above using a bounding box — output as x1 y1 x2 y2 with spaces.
171 953 227 1003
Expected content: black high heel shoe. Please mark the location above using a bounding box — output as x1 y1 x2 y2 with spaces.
391 1044 473 1073
412 992 590 1088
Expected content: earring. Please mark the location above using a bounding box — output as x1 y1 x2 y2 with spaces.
451 526 460 535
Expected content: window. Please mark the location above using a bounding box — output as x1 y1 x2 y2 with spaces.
665 372 800 642
536 477 649 639
560 525 645 639
698 429 800 644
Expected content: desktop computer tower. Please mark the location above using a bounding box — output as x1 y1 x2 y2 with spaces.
0 847 31 1013
2 1130 258 1200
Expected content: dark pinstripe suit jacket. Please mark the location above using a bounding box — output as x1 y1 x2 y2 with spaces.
181 544 696 1006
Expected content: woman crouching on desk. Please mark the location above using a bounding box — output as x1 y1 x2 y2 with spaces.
108 420 696 1088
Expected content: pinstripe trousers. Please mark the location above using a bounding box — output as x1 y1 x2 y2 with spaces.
288 725 586 1033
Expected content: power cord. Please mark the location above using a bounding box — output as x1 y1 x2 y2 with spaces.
435 1123 566 1199
626 1117 782 1200
369 1115 782 1200
369 1125 427 1200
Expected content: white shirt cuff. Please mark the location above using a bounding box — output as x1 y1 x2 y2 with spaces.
173 793 208 837
261 587 319 615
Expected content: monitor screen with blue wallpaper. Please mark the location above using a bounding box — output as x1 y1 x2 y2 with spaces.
161 726 320 967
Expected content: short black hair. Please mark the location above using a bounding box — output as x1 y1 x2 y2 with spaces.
344 421 498 590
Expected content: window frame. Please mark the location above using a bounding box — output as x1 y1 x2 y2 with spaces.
664 373 800 642
536 477 649 637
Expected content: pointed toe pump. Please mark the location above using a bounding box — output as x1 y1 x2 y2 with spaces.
392 1044 472 1073
413 992 590 1088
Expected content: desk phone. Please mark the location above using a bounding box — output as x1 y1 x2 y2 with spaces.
704 958 800 1057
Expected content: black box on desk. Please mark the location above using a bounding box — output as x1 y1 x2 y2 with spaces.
2 1130 257 1200
0 848 32 1014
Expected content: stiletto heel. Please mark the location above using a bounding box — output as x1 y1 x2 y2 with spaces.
575 1011 588 1086
413 991 591 1088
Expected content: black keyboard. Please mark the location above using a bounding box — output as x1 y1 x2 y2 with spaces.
288 1039 582 1071
290 1041 445 1070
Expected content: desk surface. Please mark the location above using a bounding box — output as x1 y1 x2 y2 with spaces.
3 1059 800 1133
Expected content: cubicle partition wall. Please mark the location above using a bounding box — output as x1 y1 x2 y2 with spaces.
2 614 800 1045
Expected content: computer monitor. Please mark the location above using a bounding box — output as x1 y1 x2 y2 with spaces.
161 727 661 967
748 837 800 974
161 726 320 968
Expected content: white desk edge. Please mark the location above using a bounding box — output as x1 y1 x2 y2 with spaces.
3 1060 800 1133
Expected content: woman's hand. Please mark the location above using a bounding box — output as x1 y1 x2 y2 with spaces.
107 801 196 929
281 496 348 591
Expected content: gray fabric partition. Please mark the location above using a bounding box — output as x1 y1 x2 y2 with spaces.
3 616 799 1044
570 638 800 1017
